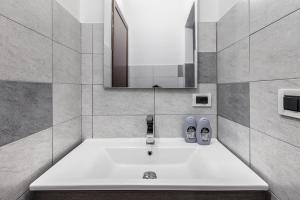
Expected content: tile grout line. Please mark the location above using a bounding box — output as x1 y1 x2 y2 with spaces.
92 24 94 139
248 0 252 168
251 127 300 150
51 0 54 166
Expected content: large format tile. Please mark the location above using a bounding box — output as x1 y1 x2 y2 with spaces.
104 45 112 88
155 84 217 115
251 129 300 200
250 0 300 33
53 42 81 84
53 1 81 52
218 83 250 127
0 0 52 37
53 117 81 162
218 117 249 164
82 116 92 140
217 0 249 51
250 79 300 147
0 128 52 200
218 37 250 83
93 54 104 84
155 115 217 138
250 10 300 81
53 84 81 125
0 16 52 83
198 53 217 83
81 23 93 54
81 54 93 84
0 81 52 147
93 23 104 54
93 116 146 138
82 85 92 116
198 22 216 52
93 86 154 115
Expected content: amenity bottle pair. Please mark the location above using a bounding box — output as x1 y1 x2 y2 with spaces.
183 117 212 145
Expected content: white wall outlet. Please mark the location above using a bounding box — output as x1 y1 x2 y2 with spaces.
278 89 300 119
192 93 211 107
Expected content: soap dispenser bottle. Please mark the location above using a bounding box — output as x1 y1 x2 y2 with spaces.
196 118 212 145
183 116 197 143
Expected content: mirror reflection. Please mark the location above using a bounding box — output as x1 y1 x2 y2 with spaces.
104 0 198 88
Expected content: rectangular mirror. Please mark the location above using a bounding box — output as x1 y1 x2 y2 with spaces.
104 0 198 88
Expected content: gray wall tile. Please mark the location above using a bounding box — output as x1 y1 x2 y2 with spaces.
81 24 93 54
198 52 217 83
53 84 81 125
218 116 250 164
155 115 217 138
217 0 249 51
251 129 300 200
155 84 217 115
53 42 81 84
217 37 250 83
93 86 154 115
250 10 300 81
93 116 146 138
0 81 52 147
0 16 52 83
250 79 300 148
82 85 92 116
93 23 104 54
53 117 81 162
0 128 52 200
81 54 93 84
0 0 52 37
218 83 250 127
93 54 104 84
53 1 81 52
82 116 92 140
250 0 300 33
198 22 216 52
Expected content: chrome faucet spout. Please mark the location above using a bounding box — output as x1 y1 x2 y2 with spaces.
146 115 155 145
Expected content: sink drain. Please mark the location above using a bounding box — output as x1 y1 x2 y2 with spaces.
143 171 157 179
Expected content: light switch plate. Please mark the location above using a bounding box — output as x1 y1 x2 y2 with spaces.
192 93 211 107
278 89 300 119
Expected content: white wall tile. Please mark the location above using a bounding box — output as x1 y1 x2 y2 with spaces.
53 42 81 84
93 54 104 85
53 84 81 125
0 16 52 83
218 117 250 164
82 85 92 116
93 85 154 115
217 37 249 83
250 10 300 81
251 129 300 200
81 54 93 84
93 116 146 138
0 128 52 200
82 116 92 140
53 117 81 162
250 79 300 148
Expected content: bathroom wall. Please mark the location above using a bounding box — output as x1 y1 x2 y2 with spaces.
217 0 300 200
81 1 217 140
0 1 82 200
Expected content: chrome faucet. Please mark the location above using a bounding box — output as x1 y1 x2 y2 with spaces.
146 115 155 145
